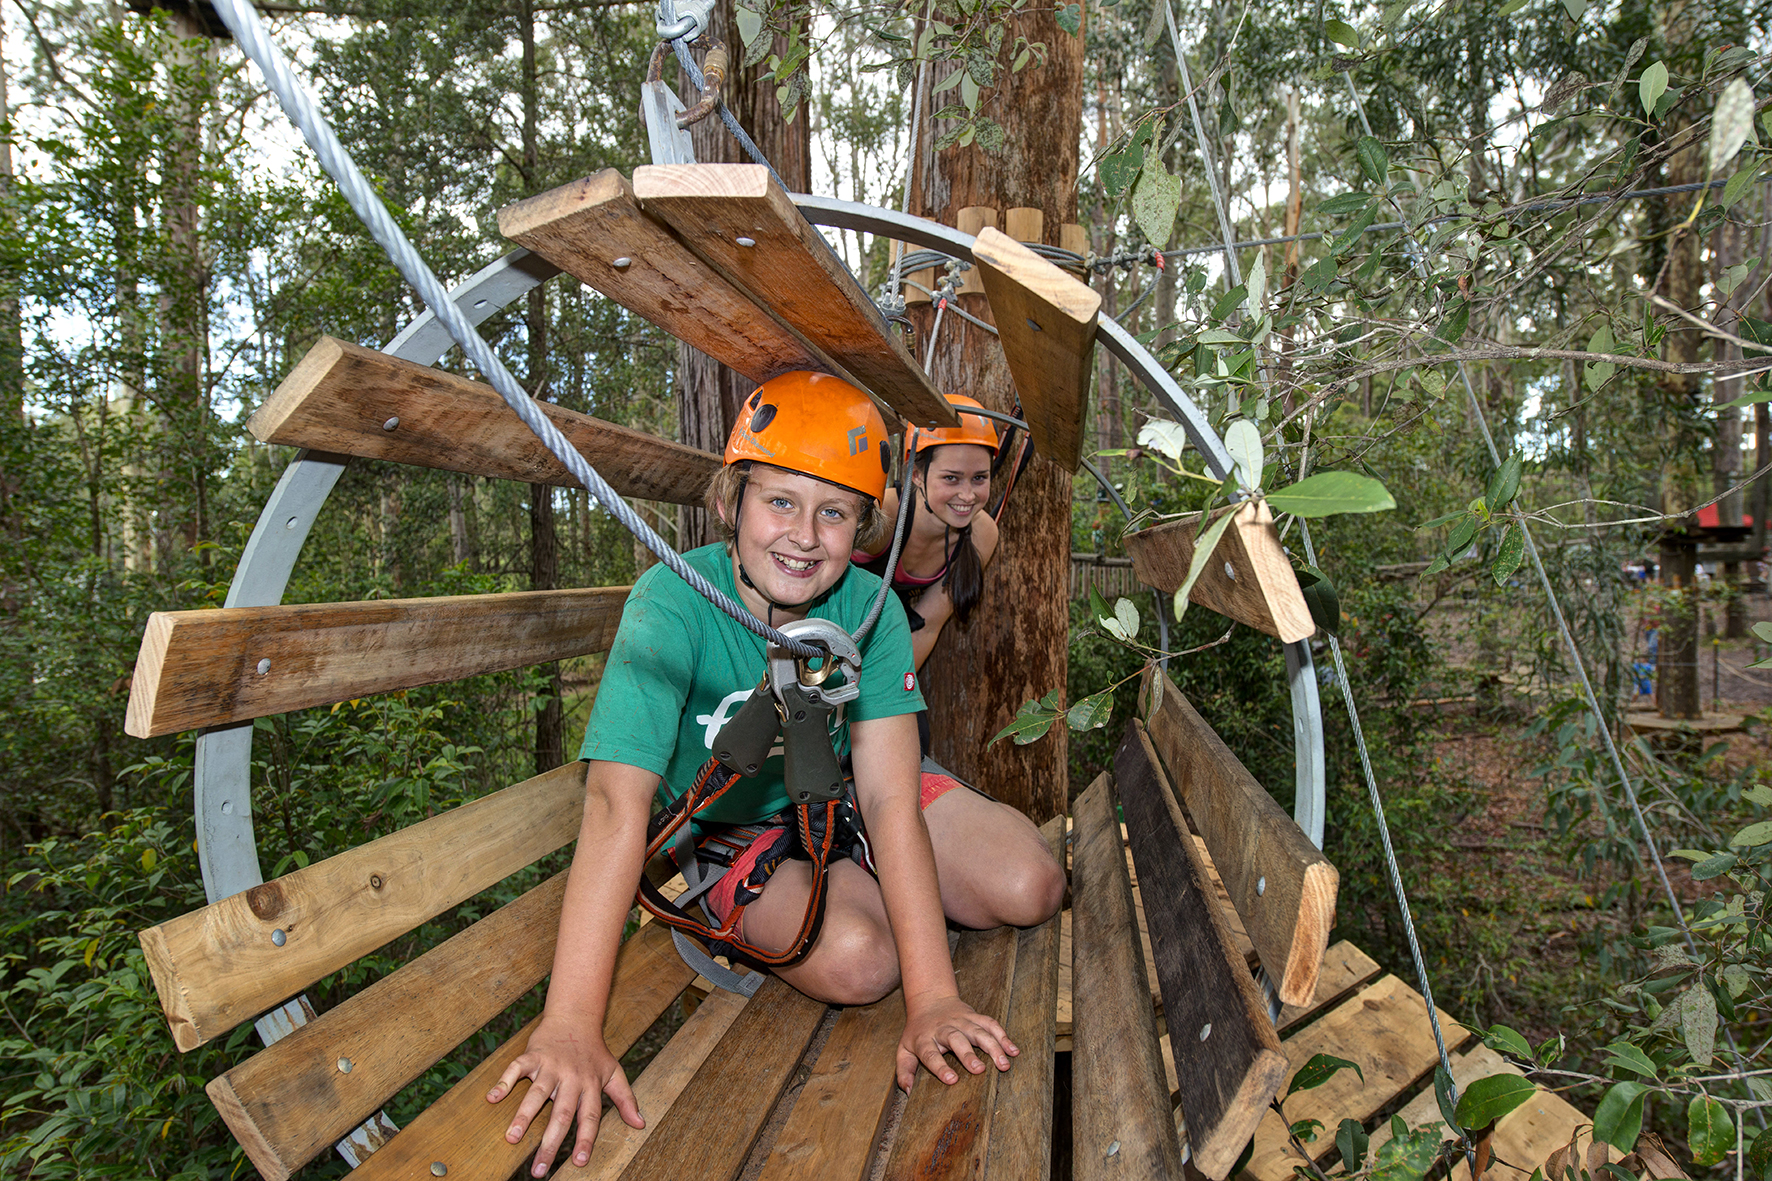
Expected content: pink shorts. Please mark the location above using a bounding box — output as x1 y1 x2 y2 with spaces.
706 771 966 922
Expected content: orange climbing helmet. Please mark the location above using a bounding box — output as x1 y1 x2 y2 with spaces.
725 371 891 501
905 394 999 459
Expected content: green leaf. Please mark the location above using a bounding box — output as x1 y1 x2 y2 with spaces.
1101 147 1143 199
1371 1126 1442 1181
1418 510 1467 530
1496 0 1529 13
1132 162 1182 249
1331 205 1380 255
1137 419 1188 461
1484 1025 1535 1061
1745 783 1772 805
1690 851 1738 880
1723 163 1763 208
734 4 764 46
1356 135 1389 186
1585 325 1617 391
1434 1065 1465 1135
1114 596 1141 641
1753 621 1772 644
1337 1118 1369 1172
1711 79 1756 171
1055 2 1082 34
1639 61 1668 118
1688 1096 1734 1167
1266 471 1396 517
1325 17 1360 47
1066 688 1114 732
1212 284 1249 321
1600 1041 1658 1079
1492 526 1525 585
1089 584 1115 632
1731 819 1772 846
1747 1127 1772 1181
1298 563 1341 635
1226 419 1264 491
1291 1118 1326 1142
1682 985 1718 1067
1172 507 1239 624
1592 1081 1648 1152
1436 299 1471 343
1455 1073 1537 1129
1318 192 1373 216
1486 452 1524 512
1288 1052 1364 1095
1448 515 1479 554
988 693 1062 747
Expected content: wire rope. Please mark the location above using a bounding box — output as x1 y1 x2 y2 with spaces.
211 0 822 660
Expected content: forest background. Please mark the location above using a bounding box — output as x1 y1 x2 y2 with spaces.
3 0 1772 1175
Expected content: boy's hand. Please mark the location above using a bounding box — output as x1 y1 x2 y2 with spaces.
487 1013 643 1176
896 994 1018 1090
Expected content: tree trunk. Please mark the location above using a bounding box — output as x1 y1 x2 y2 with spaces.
0 13 22 617
674 3 812 548
1657 536 1700 720
905 7 1086 824
520 0 564 774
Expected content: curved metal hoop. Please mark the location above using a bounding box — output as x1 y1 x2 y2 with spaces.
194 198 1327 927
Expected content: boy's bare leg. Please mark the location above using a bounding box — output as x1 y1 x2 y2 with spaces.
923 789 1065 929
740 858 901 1005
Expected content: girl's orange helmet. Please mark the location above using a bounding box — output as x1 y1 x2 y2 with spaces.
906 394 999 458
724 371 891 501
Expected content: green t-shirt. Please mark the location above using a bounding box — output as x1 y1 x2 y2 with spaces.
579 543 926 824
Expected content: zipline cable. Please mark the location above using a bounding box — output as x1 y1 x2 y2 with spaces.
211 0 822 661
1165 0 1464 1100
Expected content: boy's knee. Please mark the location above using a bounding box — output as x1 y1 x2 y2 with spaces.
813 918 901 1005
997 850 1066 928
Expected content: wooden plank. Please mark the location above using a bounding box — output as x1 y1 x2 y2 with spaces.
1116 721 1288 1180
1241 975 1471 1181
983 816 1067 1181
138 763 585 1051
755 992 905 1181
346 918 697 1181
881 924 1019 1181
498 169 835 387
206 872 570 1179
126 586 629 739
618 976 828 1181
957 207 998 294
1125 500 1315 643
972 226 1100 473
248 334 718 504
1070 771 1182 1181
1157 940 1382 1108
1366 1045 1588 1181
1004 207 1044 243
1140 669 1337 1008
631 164 957 429
582 983 753 1180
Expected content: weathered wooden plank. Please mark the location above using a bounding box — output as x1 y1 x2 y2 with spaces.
1116 721 1288 1180
498 169 838 387
249 334 718 503
1071 771 1182 1181
1140 669 1337 1007
1242 975 1471 1181
620 976 828 1181
347 918 697 1181
1367 1044 1587 1181
882 925 1019 1181
1125 500 1315 643
755 992 905 1181
138 763 586 1051
206 872 569 1179
972 226 1100 472
581 983 753 1180
983 816 1066 1181
631 163 957 429
126 586 629 739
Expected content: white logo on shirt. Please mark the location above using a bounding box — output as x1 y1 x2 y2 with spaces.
697 686 847 755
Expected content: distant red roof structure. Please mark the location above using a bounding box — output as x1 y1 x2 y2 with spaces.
1695 504 1762 529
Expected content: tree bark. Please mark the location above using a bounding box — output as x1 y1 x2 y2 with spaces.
0 11 22 617
674 3 811 548
1658 536 1700 720
905 6 1086 824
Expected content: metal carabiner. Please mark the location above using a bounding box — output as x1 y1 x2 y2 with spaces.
767 618 861 708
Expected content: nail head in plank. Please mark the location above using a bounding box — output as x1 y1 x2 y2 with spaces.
1115 721 1288 1179
971 227 1101 473
1139 669 1337 1007
497 169 831 386
206 873 570 1180
1125 500 1314 643
126 585 630 739
631 164 957 429
620 976 828 1181
983 816 1066 1181
881 924 1019 1181
755 991 905 1181
249 335 718 505
1239 975 1471 1181
581 983 753 1180
345 919 696 1181
1071 772 1183 1181
138 762 586 1051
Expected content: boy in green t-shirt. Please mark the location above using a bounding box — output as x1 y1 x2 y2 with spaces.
486 372 1065 1178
